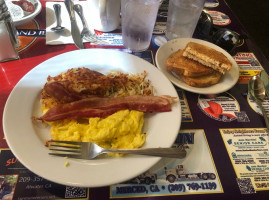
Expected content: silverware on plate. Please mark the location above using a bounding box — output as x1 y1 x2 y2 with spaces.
64 0 84 49
48 140 187 159
248 75 269 131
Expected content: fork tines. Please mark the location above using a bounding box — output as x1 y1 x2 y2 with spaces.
48 140 82 158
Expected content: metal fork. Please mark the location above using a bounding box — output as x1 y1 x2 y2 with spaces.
48 140 187 159
73 4 108 45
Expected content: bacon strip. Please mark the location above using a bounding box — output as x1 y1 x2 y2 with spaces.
44 82 82 103
37 95 174 121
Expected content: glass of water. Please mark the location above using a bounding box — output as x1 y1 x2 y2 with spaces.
165 0 206 40
121 0 162 52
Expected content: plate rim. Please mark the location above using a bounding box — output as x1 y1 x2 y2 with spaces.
155 38 240 94
13 0 42 27
3 48 181 187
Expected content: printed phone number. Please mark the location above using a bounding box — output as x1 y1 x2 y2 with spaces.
116 182 217 194
18 176 44 183
169 182 217 193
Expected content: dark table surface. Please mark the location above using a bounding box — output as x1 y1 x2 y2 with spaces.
226 0 269 62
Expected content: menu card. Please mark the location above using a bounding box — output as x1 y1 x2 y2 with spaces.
220 128 269 191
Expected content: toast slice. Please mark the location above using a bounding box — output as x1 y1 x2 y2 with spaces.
166 49 214 77
182 42 232 74
178 71 223 87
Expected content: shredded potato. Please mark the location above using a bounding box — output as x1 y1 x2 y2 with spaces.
41 68 153 112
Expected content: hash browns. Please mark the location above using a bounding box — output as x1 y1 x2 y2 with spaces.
41 68 153 112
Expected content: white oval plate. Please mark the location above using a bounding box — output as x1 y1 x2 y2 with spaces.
155 38 239 94
3 49 181 187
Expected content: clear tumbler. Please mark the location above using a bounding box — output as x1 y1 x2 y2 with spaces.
165 0 205 40
121 0 162 52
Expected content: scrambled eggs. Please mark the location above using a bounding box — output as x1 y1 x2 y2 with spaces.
48 110 146 153
41 68 153 157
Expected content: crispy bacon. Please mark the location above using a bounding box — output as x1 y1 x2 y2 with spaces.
44 82 82 103
37 95 175 121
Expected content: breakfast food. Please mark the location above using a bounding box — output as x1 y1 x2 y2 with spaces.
166 42 232 87
38 95 173 121
182 42 232 74
50 110 146 150
37 67 174 156
166 49 214 77
178 71 222 87
41 68 153 113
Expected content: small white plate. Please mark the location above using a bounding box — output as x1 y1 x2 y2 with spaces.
6 0 42 27
3 49 181 187
155 38 239 94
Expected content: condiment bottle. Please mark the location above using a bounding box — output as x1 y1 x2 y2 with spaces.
0 0 20 62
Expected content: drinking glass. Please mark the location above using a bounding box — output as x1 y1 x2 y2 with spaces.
165 0 206 40
121 0 162 52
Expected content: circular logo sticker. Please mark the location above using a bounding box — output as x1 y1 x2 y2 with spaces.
198 93 240 122
206 10 231 26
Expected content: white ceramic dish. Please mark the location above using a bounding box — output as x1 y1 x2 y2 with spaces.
3 49 181 187
6 0 42 27
155 38 240 94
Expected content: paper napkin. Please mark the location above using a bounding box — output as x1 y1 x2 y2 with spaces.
46 1 123 46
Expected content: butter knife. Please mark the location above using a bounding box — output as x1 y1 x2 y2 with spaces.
64 0 84 49
260 70 269 98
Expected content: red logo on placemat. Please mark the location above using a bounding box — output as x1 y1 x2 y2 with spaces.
204 101 236 119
